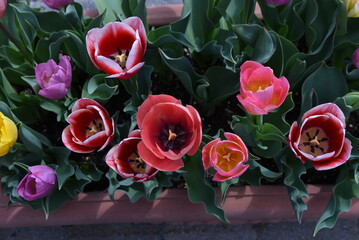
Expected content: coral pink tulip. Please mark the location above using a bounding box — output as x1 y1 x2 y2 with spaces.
237 61 289 115
202 132 249 181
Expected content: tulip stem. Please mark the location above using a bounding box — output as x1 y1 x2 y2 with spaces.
255 115 263 129
0 22 33 64
120 78 142 107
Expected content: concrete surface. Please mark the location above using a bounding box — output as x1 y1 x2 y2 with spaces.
0 219 358 240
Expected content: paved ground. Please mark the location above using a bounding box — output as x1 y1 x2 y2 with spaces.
0 218 358 240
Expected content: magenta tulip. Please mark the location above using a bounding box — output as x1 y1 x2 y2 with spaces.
17 165 56 201
35 55 72 100
42 0 74 10
0 0 7 19
353 49 359 69
265 0 291 6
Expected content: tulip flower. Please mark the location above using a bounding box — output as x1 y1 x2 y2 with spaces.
35 55 72 100
265 0 291 6
17 165 56 201
136 94 202 171
0 112 18 157
202 132 249 182
86 17 147 80
0 0 7 19
237 61 289 115
105 130 158 182
62 98 115 153
353 49 359 69
42 0 74 10
288 103 352 171
343 0 359 17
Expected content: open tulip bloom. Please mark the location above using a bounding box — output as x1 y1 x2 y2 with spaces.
288 103 352 171
62 98 115 153
86 17 147 80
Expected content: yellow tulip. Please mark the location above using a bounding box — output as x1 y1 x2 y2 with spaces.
0 112 18 157
343 0 359 17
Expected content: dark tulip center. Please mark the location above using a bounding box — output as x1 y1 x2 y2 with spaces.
85 119 104 138
298 127 329 157
158 124 189 152
109 49 129 72
128 151 146 174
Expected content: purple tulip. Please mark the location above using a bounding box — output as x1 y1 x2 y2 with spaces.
42 0 74 10
265 0 291 6
354 49 359 69
0 0 7 19
35 55 72 100
17 165 57 201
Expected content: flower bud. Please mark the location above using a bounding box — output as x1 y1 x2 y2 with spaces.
0 112 18 157
0 0 7 19
42 0 74 10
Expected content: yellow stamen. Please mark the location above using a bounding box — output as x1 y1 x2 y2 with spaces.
222 153 231 162
128 153 146 174
168 129 177 141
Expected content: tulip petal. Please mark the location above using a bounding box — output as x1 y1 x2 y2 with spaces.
202 138 220 170
107 62 144 80
126 36 143 70
213 165 249 182
312 138 352 170
137 141 184 171
137 94 181 129
301 103 346 127
62 126 96 153
122 16 147 53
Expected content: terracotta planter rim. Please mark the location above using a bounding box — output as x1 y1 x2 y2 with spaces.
0 184 357 228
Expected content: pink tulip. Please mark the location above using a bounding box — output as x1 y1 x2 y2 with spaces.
0 0 7 19
35 55 72 100
42 0 74 10
353 49 359 69
265 0 291 6
17 165 56 201
105 130 158 182
86 17 147 80
62 98 115 153
237 61 289 115
202 132 249 182
288 103 352 171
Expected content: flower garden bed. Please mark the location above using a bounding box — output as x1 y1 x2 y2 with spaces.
0 0 359 237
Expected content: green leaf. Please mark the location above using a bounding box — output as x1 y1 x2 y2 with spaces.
276 147 308 222
263 93 295 135
49 147 75 189
301 62 348 116
241 157 282 186
19 124 43 154
219 178 239 205
81 74 118 101
105 169 133 201
233 24 276 63
93 0 148 29
313 161 359 236
183 153 229 223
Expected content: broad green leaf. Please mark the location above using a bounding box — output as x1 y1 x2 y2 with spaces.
314 161 359 236
276 147 308 222
301 62 348 116
47 147 74 189
183 153 229 223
